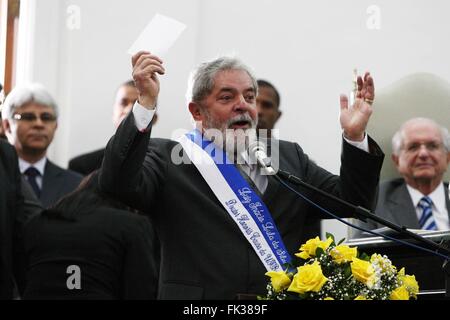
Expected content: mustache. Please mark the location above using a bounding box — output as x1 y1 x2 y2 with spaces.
226 113 255 128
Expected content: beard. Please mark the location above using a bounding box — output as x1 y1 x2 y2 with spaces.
201 112 258 162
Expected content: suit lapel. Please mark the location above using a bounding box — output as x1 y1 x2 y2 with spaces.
41 161 61 206
387 182 420 229
444 182 450 223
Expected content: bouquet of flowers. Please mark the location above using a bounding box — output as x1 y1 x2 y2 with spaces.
261 234 419 300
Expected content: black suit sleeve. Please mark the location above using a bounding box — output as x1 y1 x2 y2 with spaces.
99 112 166 213
295 135 384 220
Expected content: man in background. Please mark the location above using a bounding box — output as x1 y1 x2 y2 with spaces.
2 83 82 208
256 79 282 138
69 80 158 175
353 117 450 237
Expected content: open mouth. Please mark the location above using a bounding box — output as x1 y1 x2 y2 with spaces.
229 120 251 129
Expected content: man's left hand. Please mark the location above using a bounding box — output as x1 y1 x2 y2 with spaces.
340 72 375 141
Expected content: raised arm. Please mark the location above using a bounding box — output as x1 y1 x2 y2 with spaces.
339 72 375 142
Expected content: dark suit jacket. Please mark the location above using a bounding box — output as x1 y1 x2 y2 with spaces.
0 140 42 299
22 207 159 299
68 148 105 176
99 113 384 299
39 161 83 208
352 178 450 238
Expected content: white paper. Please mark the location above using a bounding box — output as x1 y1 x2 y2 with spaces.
127 14 186 57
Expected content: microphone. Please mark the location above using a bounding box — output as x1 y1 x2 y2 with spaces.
248 141 276 175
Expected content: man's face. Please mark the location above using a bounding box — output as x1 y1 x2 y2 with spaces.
194 70 257 130
4 103 57 156
112 85 139 128
189 69 258 154
256 85 281 131
393 121 450 186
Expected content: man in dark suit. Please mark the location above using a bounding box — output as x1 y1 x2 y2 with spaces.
2 83 82 208
99 52 383 299
353 118 450 237
0 139 42 299
68 80 158 176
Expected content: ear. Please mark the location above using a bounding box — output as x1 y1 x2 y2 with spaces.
446 152 450 165
276 110 282 121
188 102 204 122
2 119 12 134
391 154 400 168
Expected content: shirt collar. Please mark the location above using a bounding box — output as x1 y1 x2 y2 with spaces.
406 182 446 213
19 157 47 176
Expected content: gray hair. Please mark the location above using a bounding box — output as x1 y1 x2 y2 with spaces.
186 56 258 105
392 117 450 155
1 83 58 120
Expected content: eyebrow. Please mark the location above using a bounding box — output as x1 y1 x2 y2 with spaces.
217 87 255 94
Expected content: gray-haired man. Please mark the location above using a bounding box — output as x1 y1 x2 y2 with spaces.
353 117 450 237
2 84 82 207
99 52 383 299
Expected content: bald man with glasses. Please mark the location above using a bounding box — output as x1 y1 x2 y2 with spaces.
353 117 450 237
2 84 82 208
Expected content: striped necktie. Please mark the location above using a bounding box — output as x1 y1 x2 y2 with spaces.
418 196 437 230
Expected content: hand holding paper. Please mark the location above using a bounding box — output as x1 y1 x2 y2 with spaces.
132 52 165 109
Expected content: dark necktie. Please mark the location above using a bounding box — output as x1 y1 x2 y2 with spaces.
24 167 41 198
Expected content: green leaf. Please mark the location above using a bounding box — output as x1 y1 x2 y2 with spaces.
315 247 325 257
325 232 336 245
337 238 346 245
344 265 352 278
359 252 370 261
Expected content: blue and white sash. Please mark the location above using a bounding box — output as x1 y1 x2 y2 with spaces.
178 130 291 271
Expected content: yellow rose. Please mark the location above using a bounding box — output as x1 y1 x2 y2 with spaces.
288 261 328 294
295 237 333 259
354 295 369 300
265 270 292 292
323 297 334 300
390 286 410 300
351 257 375 287
397 268 419 298
331 245 357 264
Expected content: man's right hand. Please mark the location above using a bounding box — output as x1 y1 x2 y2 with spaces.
131 51 165 110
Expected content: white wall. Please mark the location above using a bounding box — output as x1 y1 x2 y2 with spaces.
20 0 450 240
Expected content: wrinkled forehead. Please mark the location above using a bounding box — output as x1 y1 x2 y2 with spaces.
212 69 256 91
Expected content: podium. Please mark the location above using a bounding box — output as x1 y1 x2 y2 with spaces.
346 230 450 299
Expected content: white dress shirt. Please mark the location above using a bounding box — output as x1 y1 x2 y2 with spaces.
19 157 47 189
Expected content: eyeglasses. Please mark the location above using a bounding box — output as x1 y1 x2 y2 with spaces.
403 142 444 154
13 112 57 123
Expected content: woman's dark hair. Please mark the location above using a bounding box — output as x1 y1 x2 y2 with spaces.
43 170 129 221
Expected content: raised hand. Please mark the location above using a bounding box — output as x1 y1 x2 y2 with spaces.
131 51 165 109
339 72 375 141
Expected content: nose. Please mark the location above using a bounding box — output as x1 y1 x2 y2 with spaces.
33 117 45 127
234 95 252 113
417 144 431 157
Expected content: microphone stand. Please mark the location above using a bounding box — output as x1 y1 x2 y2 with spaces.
275 168 450 297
